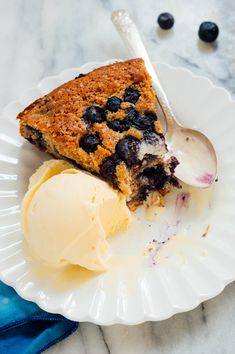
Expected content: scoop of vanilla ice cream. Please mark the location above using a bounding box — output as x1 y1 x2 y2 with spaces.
21 160 131 272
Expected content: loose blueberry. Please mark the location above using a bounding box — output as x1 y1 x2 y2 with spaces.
116 136 140 167
107 119 130 132
83 106 106 124
100 154 122 187
157 12 174 30
198 21 219 43
106 96 122 112
123 87 141 104
79 133 101 153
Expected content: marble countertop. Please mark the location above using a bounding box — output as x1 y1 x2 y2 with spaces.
1 0 235 353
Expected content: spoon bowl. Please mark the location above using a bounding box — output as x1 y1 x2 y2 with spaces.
112 10 217 188
166 125 217 187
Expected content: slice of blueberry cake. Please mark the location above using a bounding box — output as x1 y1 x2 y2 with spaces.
18 59 179 210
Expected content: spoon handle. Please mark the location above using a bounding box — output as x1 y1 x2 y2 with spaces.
111 9 177 132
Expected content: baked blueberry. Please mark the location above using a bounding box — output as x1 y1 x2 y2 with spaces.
169 156 179 173
116 136 140 167
126 110 157 132
157 13 174 30
125 109 158 132
132 110 157 131
107 119 130 132
198 22 219 43
126 107 139 121
143 131 159 144
123 87 141 104
25 125 47 151
100 154 122 187
83 106 106 124
106 96 122 112
142 164 169 190
79 133 101 153
138 186 151 201
169 176 181 188
144 110 158 122
75 73 86 79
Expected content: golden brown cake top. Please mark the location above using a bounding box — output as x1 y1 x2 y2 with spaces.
18 58 179 208
18 59 160 171
18 59 156 135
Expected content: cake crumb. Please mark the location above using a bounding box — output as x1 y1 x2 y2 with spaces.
202 225 210 237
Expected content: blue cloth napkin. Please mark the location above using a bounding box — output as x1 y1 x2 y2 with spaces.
0 281 78 354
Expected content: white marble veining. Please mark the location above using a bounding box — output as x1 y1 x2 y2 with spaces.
0 0 235 353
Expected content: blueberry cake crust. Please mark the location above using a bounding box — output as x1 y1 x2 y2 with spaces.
18 59 179 210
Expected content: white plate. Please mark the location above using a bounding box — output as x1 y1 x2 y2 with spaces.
0 59 235 325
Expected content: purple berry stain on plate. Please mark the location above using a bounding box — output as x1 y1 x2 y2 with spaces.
175 192 191 210
144 192 192 266
144 220 181 266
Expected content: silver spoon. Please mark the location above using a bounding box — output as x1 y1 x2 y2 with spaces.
111 10 217 188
